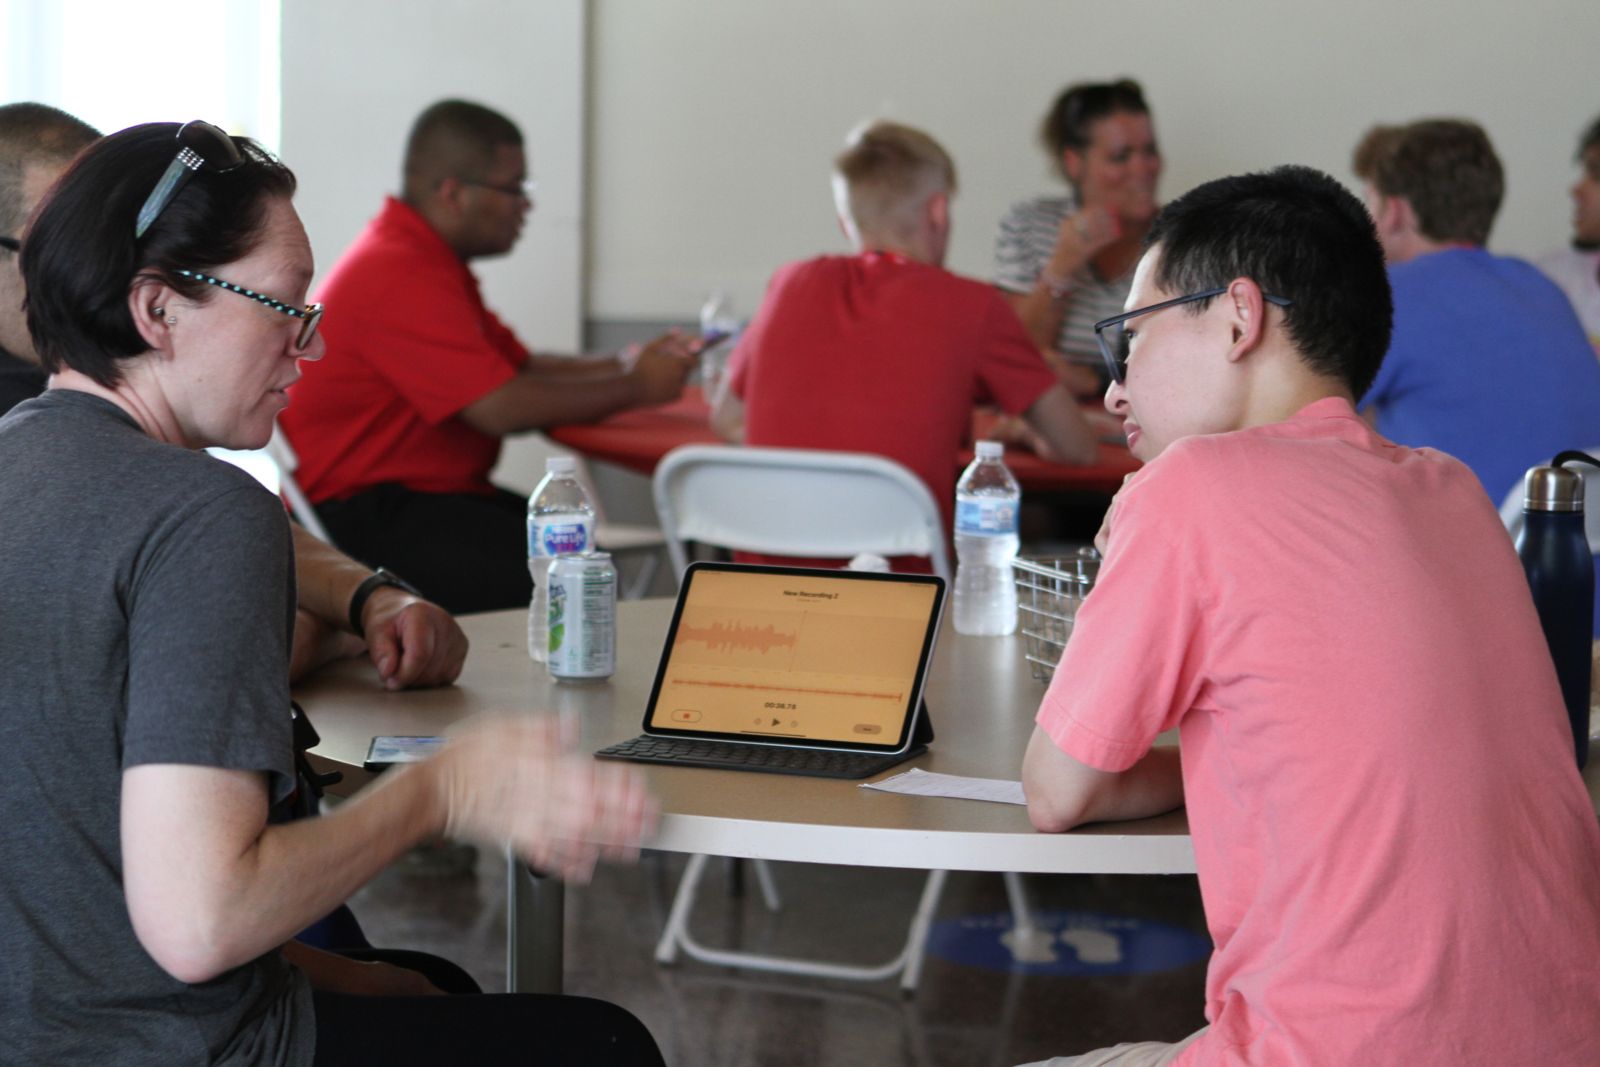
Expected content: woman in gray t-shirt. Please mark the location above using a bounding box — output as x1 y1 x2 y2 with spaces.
2 120 662 1067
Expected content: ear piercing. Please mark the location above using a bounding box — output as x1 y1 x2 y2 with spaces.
153 307 177 325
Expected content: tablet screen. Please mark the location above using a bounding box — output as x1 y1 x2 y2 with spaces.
642 564 944 752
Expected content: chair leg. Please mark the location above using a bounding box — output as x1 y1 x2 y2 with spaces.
655 852 709 965
622 552 660 600
753 858 783 911
655 858 947 990
898 869 948 995
1000 871 1058 962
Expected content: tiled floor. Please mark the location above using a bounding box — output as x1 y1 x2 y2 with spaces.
348 845 1210 1066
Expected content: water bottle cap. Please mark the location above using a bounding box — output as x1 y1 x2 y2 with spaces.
545 456 578 475
975 440 1005 459
1523 465 1585 512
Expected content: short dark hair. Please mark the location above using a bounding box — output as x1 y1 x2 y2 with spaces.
1146 165 1393 399
1040 79 1150 160
1353 119 1503 246
22 122 296 387
0 102 99 237
402 99 523 203
1577 114 1600 160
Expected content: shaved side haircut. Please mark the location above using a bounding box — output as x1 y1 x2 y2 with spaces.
831 120 956 246
401 99 523 205
0 103 99 237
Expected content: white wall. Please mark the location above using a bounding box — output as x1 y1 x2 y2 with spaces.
280 0 585 352
273 0 1600 492
587 0 1600 320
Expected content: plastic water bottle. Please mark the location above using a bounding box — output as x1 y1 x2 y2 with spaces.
527 456 595 662
953 441 1021 636
1515 461 1594 768
698 289 740 394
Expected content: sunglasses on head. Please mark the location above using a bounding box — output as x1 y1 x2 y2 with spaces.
134 120 246 239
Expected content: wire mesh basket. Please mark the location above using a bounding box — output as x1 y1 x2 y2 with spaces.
1012 550 1101 683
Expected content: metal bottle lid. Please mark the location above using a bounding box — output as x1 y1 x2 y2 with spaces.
1523 465 1586 513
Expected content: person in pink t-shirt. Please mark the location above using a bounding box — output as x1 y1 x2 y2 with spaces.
1018 166 1600 1067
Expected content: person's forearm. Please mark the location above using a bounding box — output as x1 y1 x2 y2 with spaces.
1023 387 1100 466
1031 746 1183 832
126 763 444 983
1023 725 1184 833
522 352 626 380
707 373 744 442
289 607 364 682
1075 746 1184 826
1003 288 1070 353
290 525 374 632
460 373 650 435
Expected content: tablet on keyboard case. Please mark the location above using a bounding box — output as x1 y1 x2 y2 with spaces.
596 562 944 779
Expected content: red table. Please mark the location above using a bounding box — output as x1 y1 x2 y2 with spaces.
547 388 1139 495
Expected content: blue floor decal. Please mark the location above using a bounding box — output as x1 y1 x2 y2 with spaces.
926 910 1212 976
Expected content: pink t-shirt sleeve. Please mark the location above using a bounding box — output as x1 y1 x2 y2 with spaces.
974 293 1058 414
1035 457 1211 771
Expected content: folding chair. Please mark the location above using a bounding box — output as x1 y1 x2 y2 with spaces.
208 426 334 544
649 444 1037 992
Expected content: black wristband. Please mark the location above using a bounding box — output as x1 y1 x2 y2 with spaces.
347 568 422 635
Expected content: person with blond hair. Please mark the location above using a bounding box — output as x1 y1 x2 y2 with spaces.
711 120 1097 567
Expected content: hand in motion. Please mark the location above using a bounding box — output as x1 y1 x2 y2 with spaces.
628 331 697 406
361 588 470 690
435 716 659 883
1050 204 1122 272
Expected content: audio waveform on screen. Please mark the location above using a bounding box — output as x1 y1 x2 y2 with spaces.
670 677 904 702
676 619 799 655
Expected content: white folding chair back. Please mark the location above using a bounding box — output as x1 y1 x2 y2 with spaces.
652 444 952 583
1498 448 1600 554
498 434 665 599
208 427 334 544
649 443 986 992
264 428 335 544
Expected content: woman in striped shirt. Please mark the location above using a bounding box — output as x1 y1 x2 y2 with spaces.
994 79 1162 396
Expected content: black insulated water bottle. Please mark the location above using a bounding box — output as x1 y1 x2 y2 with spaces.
1515 456 1594 769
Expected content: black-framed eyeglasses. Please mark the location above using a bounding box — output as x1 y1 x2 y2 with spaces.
175 269 324 350
1093 287 1294 385
0 236 19 254
134 120 247 239
460 176 536 202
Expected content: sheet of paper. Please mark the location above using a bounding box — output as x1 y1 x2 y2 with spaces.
861 767 1026 806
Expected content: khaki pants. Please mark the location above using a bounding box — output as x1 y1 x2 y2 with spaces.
1015 1026 1206 1067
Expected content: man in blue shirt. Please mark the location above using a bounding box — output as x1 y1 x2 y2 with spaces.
1353 119 1600 504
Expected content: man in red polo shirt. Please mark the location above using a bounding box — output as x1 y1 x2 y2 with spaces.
283 99 694 613
709 121 1099 567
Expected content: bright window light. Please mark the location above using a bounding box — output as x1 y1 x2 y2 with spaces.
0 0 281 149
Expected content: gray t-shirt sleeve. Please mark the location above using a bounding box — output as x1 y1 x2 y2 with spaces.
122 482 297 806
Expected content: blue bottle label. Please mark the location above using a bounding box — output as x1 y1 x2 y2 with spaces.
529 518 591 557
956 498 1018 536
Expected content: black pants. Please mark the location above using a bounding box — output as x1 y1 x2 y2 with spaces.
312 987 664 1066
316 484 532 615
